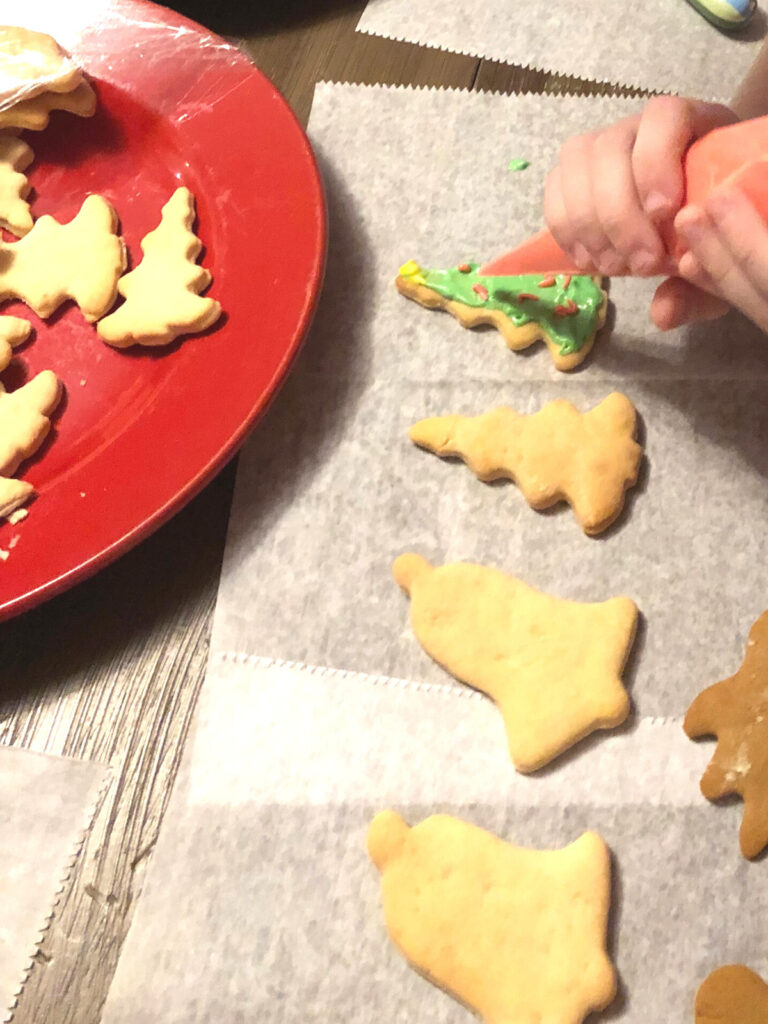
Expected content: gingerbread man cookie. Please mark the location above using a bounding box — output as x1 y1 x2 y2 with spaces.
685 609 768 858
368 810 616 1024
695 965 768 1024
0 194 125 321
397 260 607 371
97 187 221 348
393 553 638 772
409 393 643 535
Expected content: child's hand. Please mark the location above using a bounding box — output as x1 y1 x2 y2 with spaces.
544 96 736 278
653 187 768 333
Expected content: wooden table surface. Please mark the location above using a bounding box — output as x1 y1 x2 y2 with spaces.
0 4 636 1022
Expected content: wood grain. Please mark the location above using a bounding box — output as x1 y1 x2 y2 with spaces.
1 2 627 1022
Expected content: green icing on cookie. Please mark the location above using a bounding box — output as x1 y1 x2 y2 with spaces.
508 158 530 171
403 261 604 356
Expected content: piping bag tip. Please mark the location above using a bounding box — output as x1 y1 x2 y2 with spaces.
479 228 587 277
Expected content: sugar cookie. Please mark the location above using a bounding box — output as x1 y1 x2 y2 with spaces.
393 553 637 772
0 134 33 236
410 392 642 535
0 315 31 371
97 187 221 348
368 810 616 1024
397 260 606 371
685 609 768 858
0 79 95 131
0 26 82 107
0 475 32 517
0 369 61 476
0 193 125 321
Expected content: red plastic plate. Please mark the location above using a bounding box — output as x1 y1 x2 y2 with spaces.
0 1 326 621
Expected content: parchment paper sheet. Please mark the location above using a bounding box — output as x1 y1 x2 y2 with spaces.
100 82 768 1023
98 657 764 1024
213 84 768 723
356 0 766 98
0 744 109 1021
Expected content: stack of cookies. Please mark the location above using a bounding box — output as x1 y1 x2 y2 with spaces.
0 25 96 132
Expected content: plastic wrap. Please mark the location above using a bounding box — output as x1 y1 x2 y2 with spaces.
0 2 236 122
0 25 82 112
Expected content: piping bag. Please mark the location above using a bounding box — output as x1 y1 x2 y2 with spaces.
480 113 768 277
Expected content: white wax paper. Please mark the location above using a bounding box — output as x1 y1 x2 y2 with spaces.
0 744 109 1021
212 84 768 724
97 82 768 1024
356 0 766 98
98 657 764 1024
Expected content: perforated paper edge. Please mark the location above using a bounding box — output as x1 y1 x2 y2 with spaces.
217 650 678 729
310 79 648 117
3 762 113 1023
352 11 736 102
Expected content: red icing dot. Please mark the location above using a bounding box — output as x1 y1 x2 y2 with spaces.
472 283 489 301
458 263 472 273
554 299 578 317
562 274 572 289
517 292 539 301
537 275 556 288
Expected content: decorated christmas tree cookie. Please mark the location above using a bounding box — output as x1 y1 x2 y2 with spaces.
396 259 607 371
368 810 616 1024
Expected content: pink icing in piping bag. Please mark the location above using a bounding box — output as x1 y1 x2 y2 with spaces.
480 113 768 277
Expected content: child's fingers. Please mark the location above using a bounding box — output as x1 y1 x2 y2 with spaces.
650 276 729 330
556 132 617 270
632 97 736 236
543 165 583 263
545 162 600 271
591 117 666 276
675 199 768 332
